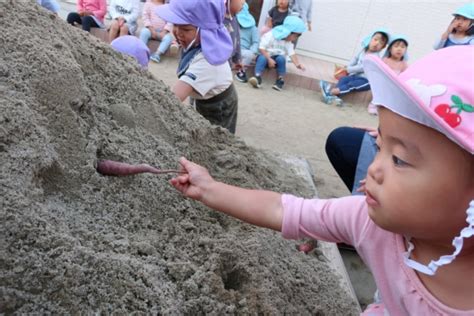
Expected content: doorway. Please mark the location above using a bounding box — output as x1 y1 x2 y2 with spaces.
246 0 265 25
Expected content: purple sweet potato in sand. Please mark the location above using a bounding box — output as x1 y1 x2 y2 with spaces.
96 160 183 176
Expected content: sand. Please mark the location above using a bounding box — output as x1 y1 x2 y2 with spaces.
0 1 359 314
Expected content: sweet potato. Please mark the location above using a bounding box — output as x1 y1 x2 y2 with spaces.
96 160 183 176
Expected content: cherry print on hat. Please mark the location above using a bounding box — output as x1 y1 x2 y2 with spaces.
363 46 474 154
434 95 474 128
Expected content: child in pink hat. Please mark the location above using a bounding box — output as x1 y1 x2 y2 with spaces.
170 46 474 314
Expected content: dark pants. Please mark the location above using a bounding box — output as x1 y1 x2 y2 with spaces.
195 83 238 134
325 127 366 192
67 12 99 32
336 75 370 95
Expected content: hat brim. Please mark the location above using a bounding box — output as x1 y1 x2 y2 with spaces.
237 18 255 29
364 55 458 148
155 4 189 26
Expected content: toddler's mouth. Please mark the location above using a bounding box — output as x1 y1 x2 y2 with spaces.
365 190 380 207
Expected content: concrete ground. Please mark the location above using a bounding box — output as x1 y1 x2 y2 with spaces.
56 1 377 309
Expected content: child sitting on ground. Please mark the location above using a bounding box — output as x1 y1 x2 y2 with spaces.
367 35 409 114
320 29 389 105
139 0 177 63
66 0 107 33
108 0 140 42
260 0 290 35
170 46 474 315
234 2 260 83
156 0 238 134
434 3 474 49
248 15 306 91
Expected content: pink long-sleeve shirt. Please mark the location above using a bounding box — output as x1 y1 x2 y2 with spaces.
77 0 107 24
281 194 474 315
142 1 172 32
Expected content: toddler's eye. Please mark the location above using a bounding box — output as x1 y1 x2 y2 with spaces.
392 155 408 166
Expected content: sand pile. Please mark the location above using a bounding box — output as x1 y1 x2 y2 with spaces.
0 1 358 314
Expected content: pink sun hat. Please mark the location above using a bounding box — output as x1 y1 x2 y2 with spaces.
364 46 474 154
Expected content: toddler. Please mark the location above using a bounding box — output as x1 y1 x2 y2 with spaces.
139 0 175 63
248 15 306 91
320 29 389 105
260 0 290 34
434 3 474 49
108 0 140 42
234 2 260 83
171 46 474 315
66 0 107 32
223 0 245 74
156 0 238 134
367 35 409 114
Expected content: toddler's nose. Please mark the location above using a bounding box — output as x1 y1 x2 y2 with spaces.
367 156 383 184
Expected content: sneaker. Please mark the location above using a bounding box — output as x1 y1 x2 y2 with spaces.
272 77 284 91
334 97 344 107
235 70 248 83
367 102 378 115
322 95 335 104
319 80 331 97
169 43 179 56
248 75 262 88
150 53 161 63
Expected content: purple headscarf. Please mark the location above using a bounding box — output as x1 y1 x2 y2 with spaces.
111 35 150 68
155 0 233 65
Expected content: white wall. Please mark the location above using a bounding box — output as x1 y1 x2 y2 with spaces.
259 0 472 63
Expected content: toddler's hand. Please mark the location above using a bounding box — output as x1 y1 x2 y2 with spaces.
447 19 456 33
356 178 367 194
170 157 214 202
297 63 305 71
268 59 276 68
233 63 243 71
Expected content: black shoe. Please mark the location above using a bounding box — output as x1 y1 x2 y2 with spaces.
272 77 284 91
248 75 262 88
235 70 248 83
